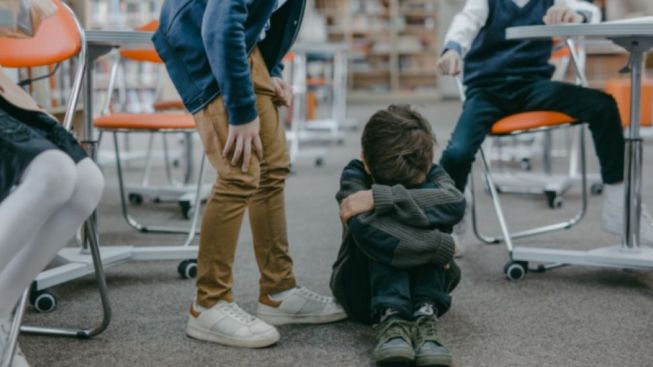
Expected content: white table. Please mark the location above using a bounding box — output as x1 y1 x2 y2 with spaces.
505 22 653 270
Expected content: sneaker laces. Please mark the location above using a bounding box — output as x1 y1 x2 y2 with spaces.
222 303 257 325
296 287 332 304
414 315 441 347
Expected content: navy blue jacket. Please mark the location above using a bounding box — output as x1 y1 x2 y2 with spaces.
153 0 306 124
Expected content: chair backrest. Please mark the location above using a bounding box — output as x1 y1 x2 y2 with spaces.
119 21 162 63
0 0 82 67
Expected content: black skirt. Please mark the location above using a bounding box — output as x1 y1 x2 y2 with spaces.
0 96 87 202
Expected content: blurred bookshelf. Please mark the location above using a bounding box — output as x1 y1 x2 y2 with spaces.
315 0 441 101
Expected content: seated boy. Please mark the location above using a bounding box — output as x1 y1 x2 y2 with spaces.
330 105 465 365
437 0 653 243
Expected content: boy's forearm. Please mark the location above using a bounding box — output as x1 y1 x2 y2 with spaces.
348 216 456 269
202 0 257 125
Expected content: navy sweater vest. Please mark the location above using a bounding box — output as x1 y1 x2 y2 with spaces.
463 0 555 86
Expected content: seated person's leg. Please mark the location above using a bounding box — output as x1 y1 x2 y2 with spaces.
519 80 653 244
440 91 509 192
369 260 415 363
410 264 457 366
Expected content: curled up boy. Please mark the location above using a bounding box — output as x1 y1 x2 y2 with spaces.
330 105 465 365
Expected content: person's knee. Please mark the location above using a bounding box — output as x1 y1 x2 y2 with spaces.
24 150 77 207
215 167 262 199
441 144 476 168
69 159 105 215
259 164 290 190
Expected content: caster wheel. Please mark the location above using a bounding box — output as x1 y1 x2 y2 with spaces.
337 139 345 146
128 193 144 205
179 201 191 219
315 157 324 167
504 261 528 281
172 159 181 168
590 182 604 196
545 191 563 209
520 158 532 171
178 259 197 279
30 289 57 313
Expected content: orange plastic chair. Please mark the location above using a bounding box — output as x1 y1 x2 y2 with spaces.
0 0 86 130
94 21 202 234
490 111 576 136
604 78 653 128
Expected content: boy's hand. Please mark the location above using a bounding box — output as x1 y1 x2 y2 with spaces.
437 50 462 76
340 190 374 222
272 77 292 107
543 5 583 25
223 117 264 173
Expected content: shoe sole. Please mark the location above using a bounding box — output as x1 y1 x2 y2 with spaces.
373 347 415 364
257 311 347 326
185 324 279 348
416 354 453 366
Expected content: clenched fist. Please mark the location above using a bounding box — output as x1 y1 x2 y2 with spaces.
437 49 463 76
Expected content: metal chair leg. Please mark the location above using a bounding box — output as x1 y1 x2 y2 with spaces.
113 132 201 235
0 291 28 367
181 154 206 248
471 126 588 245
20 218 111 338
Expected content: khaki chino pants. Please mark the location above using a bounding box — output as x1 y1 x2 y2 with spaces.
193 48 296 307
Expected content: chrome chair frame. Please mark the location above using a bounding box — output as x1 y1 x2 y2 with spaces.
14 3 113 341
463 38 590 247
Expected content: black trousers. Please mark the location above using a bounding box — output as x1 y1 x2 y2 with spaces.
369 260 460 320
440 78 625 191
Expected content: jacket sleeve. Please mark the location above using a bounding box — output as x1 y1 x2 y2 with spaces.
372 165 466 229
335 159 372 204
202 0 257 125
348 215 456 269
270 61 284 78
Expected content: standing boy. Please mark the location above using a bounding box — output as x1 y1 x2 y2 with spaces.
154 0 345 348
437 0 653 243
331 105 465 365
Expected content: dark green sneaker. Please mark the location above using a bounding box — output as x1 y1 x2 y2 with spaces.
372 318 415 363
413 316 452 366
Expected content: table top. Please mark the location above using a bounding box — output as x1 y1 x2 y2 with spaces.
86 30 154 48
507 21 653 40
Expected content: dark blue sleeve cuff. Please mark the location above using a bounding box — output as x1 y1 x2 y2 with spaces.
442 41 463 56
228 102 258 125
271 62 285 78
576 10 592 23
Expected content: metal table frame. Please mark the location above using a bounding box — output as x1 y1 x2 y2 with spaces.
499 21 653 275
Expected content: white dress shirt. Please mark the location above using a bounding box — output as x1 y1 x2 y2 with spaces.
444 0 601 55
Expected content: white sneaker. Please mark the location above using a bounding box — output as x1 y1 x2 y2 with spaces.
601 183 653 246
257 287 347 325
185 301 279 348
1 316 10 364
12 345 30 367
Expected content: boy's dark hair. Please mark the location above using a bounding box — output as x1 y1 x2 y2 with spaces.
362 105 436 186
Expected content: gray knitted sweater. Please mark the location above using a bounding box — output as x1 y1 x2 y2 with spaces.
330 159 465 324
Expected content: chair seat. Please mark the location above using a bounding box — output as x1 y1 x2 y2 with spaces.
491 111 576 136
153 100 185 111
94 113 195 130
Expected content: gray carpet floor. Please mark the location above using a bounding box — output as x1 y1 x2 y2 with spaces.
19 100 653 367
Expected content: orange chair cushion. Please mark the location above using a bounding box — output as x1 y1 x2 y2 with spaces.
119 21 162 63
153 100 185 111
604 78 653 127
0 1 81 67
491 111 576 135
94 113 195 130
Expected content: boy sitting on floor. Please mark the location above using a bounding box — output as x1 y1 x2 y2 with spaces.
330 105 465 366
437 0 653 244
